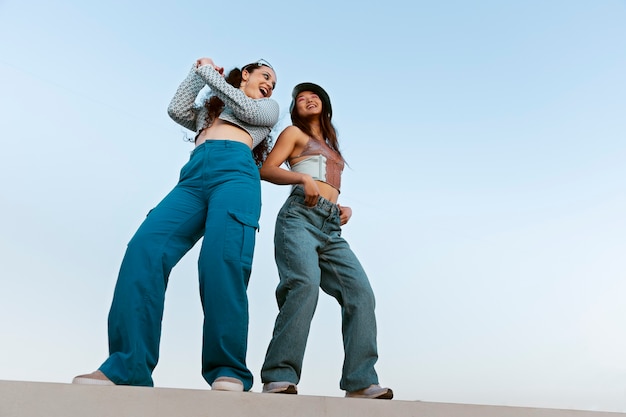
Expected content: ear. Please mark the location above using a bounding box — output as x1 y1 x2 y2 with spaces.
241 68 249 81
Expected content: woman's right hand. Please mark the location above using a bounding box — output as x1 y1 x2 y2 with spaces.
302 176 320 207
196 57 224 75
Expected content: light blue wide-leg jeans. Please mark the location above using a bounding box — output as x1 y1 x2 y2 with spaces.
99 140 260 390
261 186 380 392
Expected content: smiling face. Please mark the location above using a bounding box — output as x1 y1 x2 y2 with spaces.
294 91 323 118
241 65 277 99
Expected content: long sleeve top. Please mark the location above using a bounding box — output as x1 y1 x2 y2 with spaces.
167 64 279 148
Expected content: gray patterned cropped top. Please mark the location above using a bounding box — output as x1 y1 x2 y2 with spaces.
167 64 280 149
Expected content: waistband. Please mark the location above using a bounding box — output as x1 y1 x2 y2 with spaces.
191 139 252 157
291 186 338 213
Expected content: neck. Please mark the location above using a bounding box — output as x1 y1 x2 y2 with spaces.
308 119 323 140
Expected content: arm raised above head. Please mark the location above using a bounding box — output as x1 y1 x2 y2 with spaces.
195 64 279 127
167 65 206 131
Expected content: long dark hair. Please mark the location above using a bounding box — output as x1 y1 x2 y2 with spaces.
290 98 343 161
201 63 271 166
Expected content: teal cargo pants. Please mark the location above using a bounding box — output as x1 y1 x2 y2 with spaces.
99 140 260 390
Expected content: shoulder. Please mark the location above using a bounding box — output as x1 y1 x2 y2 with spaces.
280 125 308 141
282 125 300 134
276 125 311 159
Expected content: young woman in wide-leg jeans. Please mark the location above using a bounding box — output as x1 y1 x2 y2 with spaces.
262 186 379 391
259 82 392 399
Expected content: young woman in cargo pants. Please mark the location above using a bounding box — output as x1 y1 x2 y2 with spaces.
72 57 278 392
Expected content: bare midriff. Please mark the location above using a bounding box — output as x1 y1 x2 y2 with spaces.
315 180 340 204
195 119 253 148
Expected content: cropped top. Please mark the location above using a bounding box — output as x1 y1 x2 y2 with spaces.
167 64 280 149
289 137 344 191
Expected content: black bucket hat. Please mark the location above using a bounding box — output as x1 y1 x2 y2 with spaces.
290 82 332 118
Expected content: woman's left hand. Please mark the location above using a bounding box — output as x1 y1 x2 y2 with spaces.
196 57 224 75
337 204 352 225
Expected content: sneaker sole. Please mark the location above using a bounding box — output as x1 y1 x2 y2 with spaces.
212 381 244 392
264 384 298 394
72 377 115 386
347 388 393 399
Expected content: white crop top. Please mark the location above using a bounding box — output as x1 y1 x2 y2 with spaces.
288 137 344 191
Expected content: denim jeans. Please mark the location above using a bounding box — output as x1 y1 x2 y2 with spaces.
261 186 380 392
99 140 260 390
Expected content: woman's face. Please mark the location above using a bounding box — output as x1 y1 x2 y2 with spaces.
294 91 323 117
241 65 277 99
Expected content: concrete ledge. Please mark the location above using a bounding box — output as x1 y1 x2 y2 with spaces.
1 380 623 417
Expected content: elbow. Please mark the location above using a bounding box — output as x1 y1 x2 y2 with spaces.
167 103 188 125
259 165 277 182
167 103 177 120
259 166 269 180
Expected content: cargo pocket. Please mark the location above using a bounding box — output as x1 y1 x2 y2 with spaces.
223 210 259 266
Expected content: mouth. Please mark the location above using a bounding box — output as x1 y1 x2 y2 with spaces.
260 87 268 97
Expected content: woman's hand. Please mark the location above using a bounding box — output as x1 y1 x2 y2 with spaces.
337 204 352 225
302 176 320 207
196 57 224 75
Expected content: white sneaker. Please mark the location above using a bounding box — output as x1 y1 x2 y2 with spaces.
345 384 393 399
212 376 244 392
262 381 298 394
72 370 115 386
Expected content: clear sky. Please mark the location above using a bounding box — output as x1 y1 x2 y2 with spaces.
1 0 625 412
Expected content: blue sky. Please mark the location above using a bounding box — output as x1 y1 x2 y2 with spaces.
1 0 625 412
